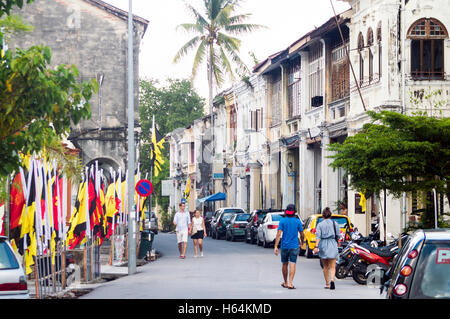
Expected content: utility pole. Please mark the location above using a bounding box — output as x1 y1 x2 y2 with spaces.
127 0 136 275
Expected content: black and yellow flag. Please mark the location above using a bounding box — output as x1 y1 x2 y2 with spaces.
151 117 165 177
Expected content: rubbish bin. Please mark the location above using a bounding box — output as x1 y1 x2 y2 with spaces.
138 230 154 260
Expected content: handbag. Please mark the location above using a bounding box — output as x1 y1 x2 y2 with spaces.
191 224 198 235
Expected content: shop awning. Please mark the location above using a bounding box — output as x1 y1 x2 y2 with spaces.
197 192 226 203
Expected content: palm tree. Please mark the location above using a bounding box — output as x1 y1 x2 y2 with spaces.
174 0 265 114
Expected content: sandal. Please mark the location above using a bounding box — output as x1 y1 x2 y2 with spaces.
288 285 296 289
281 283 288 288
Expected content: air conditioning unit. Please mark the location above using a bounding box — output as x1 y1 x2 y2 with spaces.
311 96 323 107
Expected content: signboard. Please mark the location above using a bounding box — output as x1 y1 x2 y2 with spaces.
161 180 173 197
213 173 224 179
436 248 450 264
135 179 153 197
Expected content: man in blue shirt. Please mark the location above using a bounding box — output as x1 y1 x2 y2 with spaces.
274 204 304 289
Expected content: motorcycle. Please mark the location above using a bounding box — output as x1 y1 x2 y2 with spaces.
346 233 409 285
334 227 382 279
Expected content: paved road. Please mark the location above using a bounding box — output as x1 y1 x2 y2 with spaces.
81 232 382 299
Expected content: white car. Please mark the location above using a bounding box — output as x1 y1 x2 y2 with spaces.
257 212 285 248
0 236 30 299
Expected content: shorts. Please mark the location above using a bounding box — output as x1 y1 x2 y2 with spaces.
281 248 299 264
176 230 188 243
191 230 204 240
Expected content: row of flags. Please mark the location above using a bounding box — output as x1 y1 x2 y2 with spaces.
66 165 146 250
9 155 68 275
1 117 165 275
6 154 147 275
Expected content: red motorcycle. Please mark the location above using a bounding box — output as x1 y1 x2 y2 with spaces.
348 241 399 285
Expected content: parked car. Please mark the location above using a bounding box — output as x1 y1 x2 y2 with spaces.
300 214 353 258
204 211 214 236
245 209 284 244
256 212 286 248
144 211 158 234
381 229 450 299
210 207 245 239
0 236 29 299
226 213 251 241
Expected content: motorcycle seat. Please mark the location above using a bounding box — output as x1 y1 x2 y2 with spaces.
365 246 396 258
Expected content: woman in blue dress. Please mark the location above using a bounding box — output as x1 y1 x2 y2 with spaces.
313 207 340 290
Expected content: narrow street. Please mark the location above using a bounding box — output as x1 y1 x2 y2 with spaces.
80 233 382 299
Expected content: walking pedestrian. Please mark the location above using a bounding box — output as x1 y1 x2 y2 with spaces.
173 200 191 259
190 209 206 257
274 204 304 289
313 207 340 290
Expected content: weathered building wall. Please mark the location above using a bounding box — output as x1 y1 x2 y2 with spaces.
10 0 148 176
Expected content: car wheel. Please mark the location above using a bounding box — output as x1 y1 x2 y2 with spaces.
226 232 230 241
263 234 270 248
231 234 236 242
257 235 262 246
306 242 314 259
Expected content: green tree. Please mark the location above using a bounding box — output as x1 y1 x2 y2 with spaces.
0 0 33 18
0 45 98 179
139 78 204 212
328 110 450 228
173 0 265 113
0 1 98 200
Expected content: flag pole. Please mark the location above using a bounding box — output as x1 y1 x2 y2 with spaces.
150 114 154 221
127 0 136 275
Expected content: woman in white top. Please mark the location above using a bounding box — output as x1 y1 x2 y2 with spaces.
189 209 207 257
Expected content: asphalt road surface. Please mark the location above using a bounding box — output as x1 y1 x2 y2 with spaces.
81 232 382 299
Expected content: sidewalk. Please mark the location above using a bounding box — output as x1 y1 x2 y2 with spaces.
28 245 159 299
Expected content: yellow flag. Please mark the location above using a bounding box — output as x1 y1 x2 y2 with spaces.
359 192 367 212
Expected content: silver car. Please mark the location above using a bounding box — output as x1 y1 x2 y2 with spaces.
0 236 30 299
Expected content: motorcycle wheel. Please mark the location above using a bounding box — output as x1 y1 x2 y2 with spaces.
335 263 348 279
352 269 367 285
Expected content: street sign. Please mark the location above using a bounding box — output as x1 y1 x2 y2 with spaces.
135 179 153 197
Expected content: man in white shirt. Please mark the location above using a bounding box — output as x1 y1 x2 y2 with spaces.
173 201 191 259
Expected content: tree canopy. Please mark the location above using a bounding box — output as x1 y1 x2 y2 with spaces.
328 110 450 198
0 45 98 178
139 78 205 207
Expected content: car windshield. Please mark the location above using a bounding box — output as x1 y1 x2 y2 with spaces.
257 212 267 222
271 214 283 221
410 241 450 299
317 217 349 228
222 213 234 221
0 241 19 270
205 212 213 218
235 214 250 221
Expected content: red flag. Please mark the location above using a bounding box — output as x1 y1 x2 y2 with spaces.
52 175 64 235
10 173 25 241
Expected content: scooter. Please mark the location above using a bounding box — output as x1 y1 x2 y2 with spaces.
349 233 408 285
334 227 382 278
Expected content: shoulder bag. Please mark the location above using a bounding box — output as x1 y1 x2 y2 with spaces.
333 221 340 246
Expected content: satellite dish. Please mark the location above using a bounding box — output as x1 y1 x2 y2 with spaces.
308 127 321 138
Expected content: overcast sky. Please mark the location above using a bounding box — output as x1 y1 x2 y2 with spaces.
103 0 351 100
